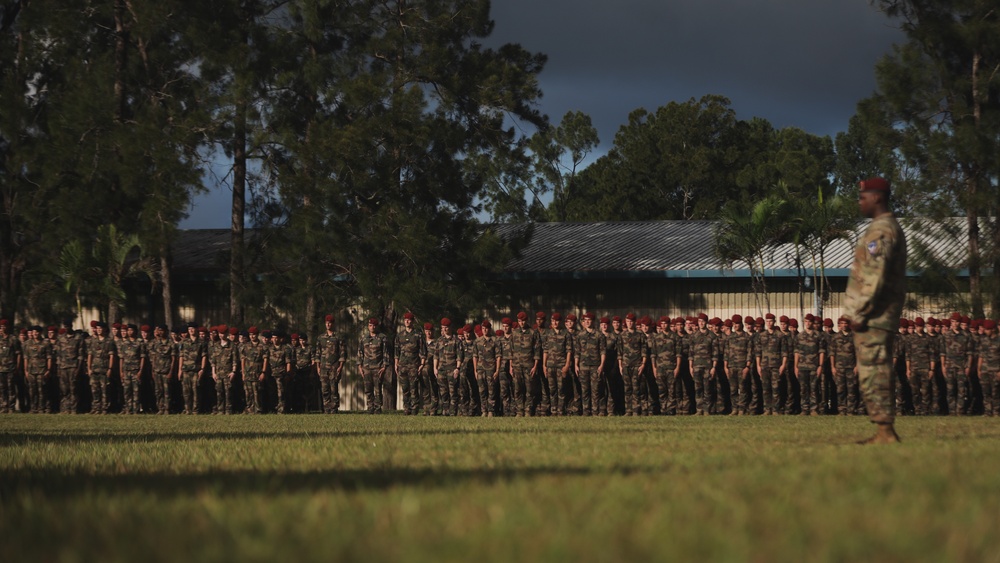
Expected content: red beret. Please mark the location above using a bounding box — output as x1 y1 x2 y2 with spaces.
291 333 300 340
710 317 722 326
463 323 473 333
823 318 834 327
440 318 451 326
673 317 684 324
950 312 962 321
658 316 669 324
984 320 997 330
779 315 789 323
625 313 636 320
473 325 483 337
0 319 7 326
112 323 122 329
697 313 708 321
612 316 621 322
20 329 27 335
566 314 577 322
324 314 334 322
765 313 776 320
731 315 743 324
743 317 755 326
90 320 98 327
789 319 798 328
248 326 259 334
899 319 909 328
913 317 925 326
805 313 815 322
859 177 890 192
501 317 512 325
517 312 528 320
838 316 849 323
481 320 492 328
584 312 596 320
403 312 415 320
724 319 733 327
198 327 207 333
600 317 610 324
756 317 764 325
209 326 219 333
368 318 378 325
970 319 981 328
47 326 56 332
495 330 504 337
551 313 562 321
229 328 239 335
423 322 434 331
536 312 546 319
140 325 150 332
58 328 67 334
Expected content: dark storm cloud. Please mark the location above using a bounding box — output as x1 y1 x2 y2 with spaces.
487 0 903 144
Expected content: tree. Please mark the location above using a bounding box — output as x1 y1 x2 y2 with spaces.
867 0 1000 316
713 196 790 314
530 111 599 222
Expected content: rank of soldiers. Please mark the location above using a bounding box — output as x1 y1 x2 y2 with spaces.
0 310 997 416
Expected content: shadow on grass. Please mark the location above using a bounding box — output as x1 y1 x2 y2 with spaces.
0 464 656 499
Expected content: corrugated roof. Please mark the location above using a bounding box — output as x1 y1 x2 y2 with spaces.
495 218 978 278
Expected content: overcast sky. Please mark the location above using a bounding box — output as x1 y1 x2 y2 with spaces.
181 0 903 229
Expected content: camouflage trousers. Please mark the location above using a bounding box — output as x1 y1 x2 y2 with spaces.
909 369 934 416
270 371 288 413
542 363 565 415
213 373 232 414
578 365 600 416
58 367 79 414
476 368 497 416
243 372 262 414
499 368 514 416
622 363 643 415
797 364 821 415
511 362 534 416
725 366 741 415
319 369 342 413
459 366 475 415
362 368 384 414
657 366 677 415
833 362 861 414
181 370 201 414
690 364 712 415
434 369 460 416
854 329 895 424
153 371 172 414
943 364 969 415
25 372 48 413
759 363 780 414
397 364 420 414
980 369 998 417
0 371 14 413
90 370 110 414
121 369 141 414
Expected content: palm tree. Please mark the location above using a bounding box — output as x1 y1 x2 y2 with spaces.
797 188 857 319
713 196 789 314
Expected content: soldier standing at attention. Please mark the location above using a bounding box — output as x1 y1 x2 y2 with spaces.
941 313 972 415
542 313 571 416
687 313 717 416
240 327 266 414
509 312 541 416
473 321 500 417
978 320 999 417
87 323 117 414
843 177 907 443
177 323 207 415
830 317 859 415
266 332 292 413
54 322 84 414
212 327 238 414
118 324 146 414
0 319 21 413
421 322 439 415
497 318 514 415
794 315 826 416
725 315 752 415
316 315 346 414
651 316 678 416
148 325 177 414
617 313 648 416
359 318 388 414
573 312 606 417
755 314 788 415
433 318 461 416
395 312 426 416
600 317 619 416
458 326 477 415
905 318 935 415
22 327 53 413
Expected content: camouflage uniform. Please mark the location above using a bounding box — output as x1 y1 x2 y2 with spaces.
497 332 514 415
542 327 572 415
509 324 541 416
0 332 20 413
292 341 315 412
473 333 500 417
316 331 347 413
724 329 752 415
240 338 266 414
22 337 53 413
88 336 117 414
602 329 620 415
905 331 936 415
829 330 859 414
755 328 789 415
359 331 388 414
118 337 146 414
617 328 648 416
54 331 84 414
147 336 177 414
459 336 476 415
574 328 606 416
687 328 717 415
979 333 1000 416
177 337 207 414
649 330 677 415
422 335 439 415
395 328 426 415
941 329 972 415
433 333 462 416
795 329 826 415
266 341 292 413
210 339 238 414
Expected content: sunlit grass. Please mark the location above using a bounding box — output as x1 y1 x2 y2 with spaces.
2 414 998 562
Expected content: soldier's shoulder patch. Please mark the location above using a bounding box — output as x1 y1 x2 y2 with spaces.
867 240 879 256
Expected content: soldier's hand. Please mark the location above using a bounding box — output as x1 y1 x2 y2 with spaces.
258 374 264 382
741 367 749 377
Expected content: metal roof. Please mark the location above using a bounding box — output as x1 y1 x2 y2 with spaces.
495 218 977 279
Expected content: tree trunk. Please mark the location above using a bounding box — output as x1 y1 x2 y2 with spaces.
113 0 128 123
230 99 247 326
160 250 174 328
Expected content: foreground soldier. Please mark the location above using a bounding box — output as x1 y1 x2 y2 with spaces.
978 320 999 416
844 177 907 444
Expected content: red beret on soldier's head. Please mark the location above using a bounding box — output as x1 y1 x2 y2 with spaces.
584 312 596 320
779 315 789 323
229 327 239 335
625 313 636 321
501 317 511 325
481 320 492 328
838 316 849 324
950 312 962 321
612 316 621 322
724 319 733 328
984 320 997 330
823 318 834 327
47 326 57 332
198 326 207 333
765 313 776 320
495 330 504 337
403 312 415 320
566 314 577 322
248 326 258 334
673 317 684 325
291 333 299 340
859 177 890 192
756 317 764 325
368 318 379 326
324 314 334 322
899 319 908 328
961 316 970 325
913 317 925 326
731 314 743 324
463 323 473 333
805 313 815 322
536 312 546 319
473 325 483 337
423 322 433 331
551 313 562 321
789 319 798 328
517 312 528 320
90 320 98 327
697 313 708 321
600 317 610 324
440 318 451 327
58 328 67 334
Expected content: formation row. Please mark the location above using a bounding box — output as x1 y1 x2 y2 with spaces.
1 310 997 417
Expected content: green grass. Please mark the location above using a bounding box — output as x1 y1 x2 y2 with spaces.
2 414 999 563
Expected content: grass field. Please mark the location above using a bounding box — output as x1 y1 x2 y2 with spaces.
2 413 999 563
